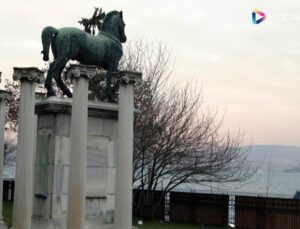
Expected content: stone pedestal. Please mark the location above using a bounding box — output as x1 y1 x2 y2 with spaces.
12 67 44 229
0 90 12 229
32 97 118 229
114 71 142 229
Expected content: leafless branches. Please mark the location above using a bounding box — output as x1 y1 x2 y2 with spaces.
4 79 20 131
4 128 17 167
123 39 255 217
78 7 105 35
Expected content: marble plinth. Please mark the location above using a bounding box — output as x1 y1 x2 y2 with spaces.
32 97 117 229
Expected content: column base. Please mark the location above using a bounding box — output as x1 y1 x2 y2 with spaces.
32 217 114 229
0 218 7 229
32 218 138 229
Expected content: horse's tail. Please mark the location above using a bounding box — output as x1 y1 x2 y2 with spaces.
41 26 58 61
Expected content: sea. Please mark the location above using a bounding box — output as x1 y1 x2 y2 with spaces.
5 156 300 197
178 170 300 197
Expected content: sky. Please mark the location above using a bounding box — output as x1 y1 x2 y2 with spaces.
0 0 299 147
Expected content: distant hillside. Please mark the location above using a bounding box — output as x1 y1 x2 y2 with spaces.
242 145 300 172
284 165 300 173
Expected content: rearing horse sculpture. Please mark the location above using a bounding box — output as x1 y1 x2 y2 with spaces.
41 10 126 100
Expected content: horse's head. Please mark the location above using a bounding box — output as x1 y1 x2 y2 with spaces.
102 11 127 43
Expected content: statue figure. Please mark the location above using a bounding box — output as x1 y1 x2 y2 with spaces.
41 10 126 100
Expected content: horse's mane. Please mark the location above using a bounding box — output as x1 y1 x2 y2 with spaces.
102 11 120 31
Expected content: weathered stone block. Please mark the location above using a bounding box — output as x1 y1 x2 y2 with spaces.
54 136 71 165
32 97 118 228
87 136 109 167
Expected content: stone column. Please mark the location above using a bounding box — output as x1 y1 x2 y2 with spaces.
114 71 142 229
0 90 12 228
12 67 44 229
66 65 96 229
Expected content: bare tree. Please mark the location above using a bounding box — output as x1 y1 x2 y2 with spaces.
4 77 45 130
121 40 255 218
3 79 45 166
266 159 273 196
4 79 20 131
1 79 20 167
4 128 17 167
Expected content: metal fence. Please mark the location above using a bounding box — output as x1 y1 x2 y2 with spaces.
133 188 300 229
235 195 300 229
133 189 165 220
133 189 229 226
4 183 300 228
3 179 14 201
169 191 229 226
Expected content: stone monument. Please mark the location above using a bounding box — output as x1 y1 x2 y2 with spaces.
11 9 142 229
32 93 117 228
31 68 141 229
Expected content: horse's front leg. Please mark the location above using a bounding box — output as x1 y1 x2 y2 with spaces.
105 60 120 102
104 61 115 101
105 70 113 102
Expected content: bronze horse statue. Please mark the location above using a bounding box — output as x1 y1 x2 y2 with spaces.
41 10 126 100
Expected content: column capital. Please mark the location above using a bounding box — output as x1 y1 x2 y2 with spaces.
13 67 44 83
114 71 142 85
66 64 97 80
35 92 46 100
0 90 12 102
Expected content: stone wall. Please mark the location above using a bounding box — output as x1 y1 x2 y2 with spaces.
32 97 117 227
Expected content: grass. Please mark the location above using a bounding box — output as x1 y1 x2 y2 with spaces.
133 219 228 229
3 201 13 227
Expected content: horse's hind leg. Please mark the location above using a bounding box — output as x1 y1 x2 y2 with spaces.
56 76 72 98
45 62 56 97
51 57 72 98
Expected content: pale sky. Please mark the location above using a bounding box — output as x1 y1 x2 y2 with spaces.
0 0 300 146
